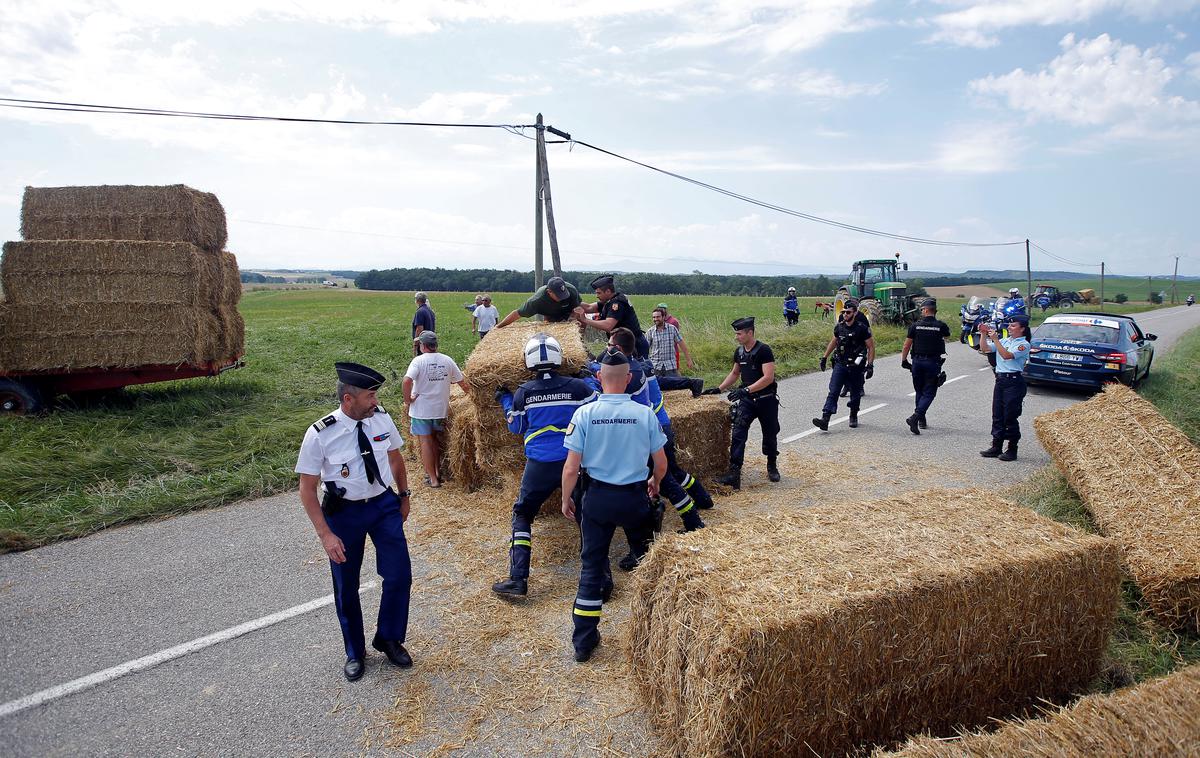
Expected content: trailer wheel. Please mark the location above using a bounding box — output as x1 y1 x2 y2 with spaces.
0 378 44 414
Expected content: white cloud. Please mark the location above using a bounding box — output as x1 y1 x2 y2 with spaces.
970 33 1200 137
932 124 1028 173
1188 51 1200 79
926 0 1200 48
654 0 878 55
748 70 886 99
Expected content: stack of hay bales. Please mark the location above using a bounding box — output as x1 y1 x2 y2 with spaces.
880 665 1200 757
628 490 1120 758
1035 383 1200 633
0 185 243 372
658 392 730 480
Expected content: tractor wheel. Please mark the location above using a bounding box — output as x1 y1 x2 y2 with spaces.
859 299 883 325
0 378 44 414
833 287 852 316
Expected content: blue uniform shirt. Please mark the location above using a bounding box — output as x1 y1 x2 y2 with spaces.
991 335 1031 373
642 367 672 427
585 359 650 408
500 373 597 463
564 394 667 485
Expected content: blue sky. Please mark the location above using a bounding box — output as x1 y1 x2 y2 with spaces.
2 1 1198 277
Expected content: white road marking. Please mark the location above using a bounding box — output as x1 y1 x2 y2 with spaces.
0 581 379 720
978 366 991 371
781 403 888 443
906 374 970 397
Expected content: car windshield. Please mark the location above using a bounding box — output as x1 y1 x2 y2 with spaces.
1034 322 1120 345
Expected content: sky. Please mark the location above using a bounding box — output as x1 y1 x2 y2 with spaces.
1 1 1199 278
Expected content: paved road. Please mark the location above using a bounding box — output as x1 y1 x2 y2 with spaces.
2 304 1197 756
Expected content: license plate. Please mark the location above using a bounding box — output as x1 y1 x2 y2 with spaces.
1048 353 1084 363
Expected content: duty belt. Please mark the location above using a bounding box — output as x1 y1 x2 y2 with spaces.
911 354 942 359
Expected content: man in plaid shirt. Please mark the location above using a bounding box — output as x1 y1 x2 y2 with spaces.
647 307 703 395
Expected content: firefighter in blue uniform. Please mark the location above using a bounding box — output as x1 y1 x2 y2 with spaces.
899 298 951 434
561 348 667 662
491 333 598 598
295 362 414 682
978 314 1031 461
813 300 875 432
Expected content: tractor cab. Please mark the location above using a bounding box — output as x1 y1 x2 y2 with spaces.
835 256 916 324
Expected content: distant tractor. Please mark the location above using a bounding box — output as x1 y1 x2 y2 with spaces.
834 255 920 325
1032 284 1083 310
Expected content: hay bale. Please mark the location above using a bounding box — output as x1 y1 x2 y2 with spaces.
446 393 485 490
0 303 220 371
213 305 246 360
1034 384 1200 632
628 491 1120 758
1 241 222 307
220 251 242 306
21 184 227 252
662 392 730 481
462 321 588 407
880 665 1200 757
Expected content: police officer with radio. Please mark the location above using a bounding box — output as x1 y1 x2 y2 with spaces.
561 349 667 662
899 298 951 435
813 300 875 432
978 314 1031 461
580 274 650 359
491 334 598 599
708 317 780 490
295 362 414 682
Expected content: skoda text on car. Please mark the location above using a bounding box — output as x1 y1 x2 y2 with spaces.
1024 313 1156 390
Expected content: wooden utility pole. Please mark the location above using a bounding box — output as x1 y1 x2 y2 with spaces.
1172 255 1180 304
1148 275 1152 303
537 132 563 278
1100 262 1105 311
533 113 545 290
1025 239 1032 301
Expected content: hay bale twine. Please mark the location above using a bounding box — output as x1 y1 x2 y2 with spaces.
1035 383 1200 633
1 240 221 307
628 490 1120 758
462 321 588 407
661 392 730 481
21 184 227 252
879 665 1200 757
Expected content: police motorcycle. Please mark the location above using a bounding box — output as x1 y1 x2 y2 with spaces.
959 296 996 343
1188 294 1195 307
964 295 1028 370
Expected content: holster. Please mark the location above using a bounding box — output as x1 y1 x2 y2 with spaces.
321 482 348 516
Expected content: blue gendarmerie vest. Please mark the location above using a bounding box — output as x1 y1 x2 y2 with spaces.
586 359 654 412
501 373 597 463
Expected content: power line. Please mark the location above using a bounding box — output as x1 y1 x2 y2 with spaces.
0 97 536 130
1029 242 1100 268
566 136 1026 249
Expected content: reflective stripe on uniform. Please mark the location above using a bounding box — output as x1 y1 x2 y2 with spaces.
680 474 696 489
511 539 532 548
672 495 695 515
524 425 569 444
574 597 602 607
573 608 602 617
653 397 664 414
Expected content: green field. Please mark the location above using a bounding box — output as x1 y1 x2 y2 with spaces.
995 276 1192 302
0 288 1165 551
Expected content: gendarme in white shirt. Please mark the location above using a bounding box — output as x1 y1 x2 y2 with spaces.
404 351 464 420
294 408 402 500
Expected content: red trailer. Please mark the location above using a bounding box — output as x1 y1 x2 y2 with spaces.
0 358 243 414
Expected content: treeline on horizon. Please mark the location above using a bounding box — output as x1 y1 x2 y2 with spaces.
352 267 990 297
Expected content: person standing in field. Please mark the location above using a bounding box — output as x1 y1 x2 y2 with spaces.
655 302 682 365
295 362 414 682
473 294 500 340
403 331 469 488
411 292 436 358
646 306 703 396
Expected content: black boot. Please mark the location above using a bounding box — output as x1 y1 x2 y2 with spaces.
618 553 639 571
848 412 859 428
492 578 528 598
716 466 741 490
906 414 920 435
918 416 928 429
812 412 831 431
979 438 1003 457
766 457 781 482
998 441 1019 461
689 378 704 398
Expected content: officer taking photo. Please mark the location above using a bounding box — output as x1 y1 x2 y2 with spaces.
899 298 951 435
295 362 414 682
813 300 875 431
707 317 780 489
978 313 1031 461
560 348 668 663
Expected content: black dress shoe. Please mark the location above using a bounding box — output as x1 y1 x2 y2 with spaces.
371 635 413 668
344 657 365 682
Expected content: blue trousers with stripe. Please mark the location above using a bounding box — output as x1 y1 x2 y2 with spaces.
325 489 412 660
508 458 565 580
573 481 653 654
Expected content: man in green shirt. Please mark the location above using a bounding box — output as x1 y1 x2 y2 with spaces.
495 276 583 328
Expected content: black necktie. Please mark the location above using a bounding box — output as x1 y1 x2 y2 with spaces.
356 421 383 485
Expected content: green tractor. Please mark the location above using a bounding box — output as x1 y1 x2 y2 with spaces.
833 256 921 325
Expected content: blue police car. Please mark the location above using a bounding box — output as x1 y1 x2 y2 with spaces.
1025 312 1156 390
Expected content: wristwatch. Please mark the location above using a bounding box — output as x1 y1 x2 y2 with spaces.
396 489 411 498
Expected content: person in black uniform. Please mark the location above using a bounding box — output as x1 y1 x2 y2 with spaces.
580 274 650 359
899 298 951 435
561 349 667 662
813 300 875 431
707 317 780 490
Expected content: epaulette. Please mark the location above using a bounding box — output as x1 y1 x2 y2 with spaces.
312 415 337 432
374 404 389 415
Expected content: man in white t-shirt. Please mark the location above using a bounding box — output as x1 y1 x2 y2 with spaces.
403 331 469 487
473 295 500 340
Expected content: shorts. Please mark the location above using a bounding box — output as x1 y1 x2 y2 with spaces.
410 418 445 436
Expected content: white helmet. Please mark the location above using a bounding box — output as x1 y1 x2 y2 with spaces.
1009 288 1020 296
524 332 563 370
787 286 796 293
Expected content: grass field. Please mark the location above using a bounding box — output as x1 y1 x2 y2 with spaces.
1008 324 1200 685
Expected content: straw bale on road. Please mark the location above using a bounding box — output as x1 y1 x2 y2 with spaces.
1035 383 1200 632
881 665 1200 757
20 184 227 252
462 321 589 407
662 392 730 480
628 491 1119 758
